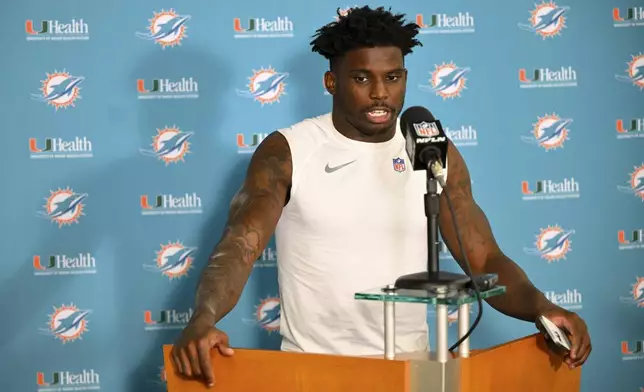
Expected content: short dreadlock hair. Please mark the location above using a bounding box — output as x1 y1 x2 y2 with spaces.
310 6 422 70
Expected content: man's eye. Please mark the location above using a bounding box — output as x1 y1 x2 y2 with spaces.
354 76 368 83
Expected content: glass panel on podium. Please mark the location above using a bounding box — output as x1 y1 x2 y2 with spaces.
354 285 506 305
354 285 507 361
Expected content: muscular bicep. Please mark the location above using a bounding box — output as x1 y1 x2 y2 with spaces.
438 140 501 273
218 131 292 266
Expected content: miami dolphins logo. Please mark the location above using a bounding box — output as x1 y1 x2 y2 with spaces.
45 304 91 343
236 66 289 106
619 277 644 308
523 225 575 262
521 113 572 151
31 70 84 110
518 1 569 39
255 297 280 332
631 278 644 308
136 9 190 48
615 53 644 90
419 62 470 99
143 241 196 280
617 163 644 201
139 126 193 165
38 187 87 227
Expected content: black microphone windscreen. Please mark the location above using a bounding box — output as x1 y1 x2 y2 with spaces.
400 106 436 136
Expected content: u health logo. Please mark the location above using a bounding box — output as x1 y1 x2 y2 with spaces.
415 11 475 34
136 9 190 48
613 6 644 28
29 136 93 159
616 117 644 139
518 1 569 39
37 369 100 391
233 15 294 38
25 18 89 41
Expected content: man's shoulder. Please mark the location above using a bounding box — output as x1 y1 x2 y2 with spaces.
276 112 332 148
278 112 332 135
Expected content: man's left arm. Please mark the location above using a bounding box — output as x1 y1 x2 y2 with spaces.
437 140 591 368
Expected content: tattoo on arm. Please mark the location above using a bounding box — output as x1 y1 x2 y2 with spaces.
438 141 555 322
193 132 292 325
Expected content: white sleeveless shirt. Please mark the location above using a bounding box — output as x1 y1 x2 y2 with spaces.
274 112 446 356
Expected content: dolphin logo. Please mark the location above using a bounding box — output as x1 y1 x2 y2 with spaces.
615 64 644 84
617 176 644 194
50 310 91 335
140 131 193 158
237 72 289 98
523 229 575 256
31 76 84 102
518 6 569 33
521 118 572 145
38 192 88 220
433 67 470 92
158 247 197 272
258 305 280 327
136 15 190 41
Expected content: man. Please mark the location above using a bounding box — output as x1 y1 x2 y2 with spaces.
171 6 591 387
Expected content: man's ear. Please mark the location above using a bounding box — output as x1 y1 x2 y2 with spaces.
324 71 336 95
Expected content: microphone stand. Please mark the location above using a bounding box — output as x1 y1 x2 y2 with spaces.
394 161 471 292
390 158 472 364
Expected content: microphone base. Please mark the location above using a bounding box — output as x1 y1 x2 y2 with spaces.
394 271 471 292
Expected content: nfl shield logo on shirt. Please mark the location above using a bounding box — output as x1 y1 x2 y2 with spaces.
392 157 406 172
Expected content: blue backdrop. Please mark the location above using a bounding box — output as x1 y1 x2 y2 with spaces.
2 1 643 391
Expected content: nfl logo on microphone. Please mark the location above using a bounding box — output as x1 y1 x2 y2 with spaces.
392 157 406 172
413 121 439 137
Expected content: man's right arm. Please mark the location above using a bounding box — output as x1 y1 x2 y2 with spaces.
192 131 292 326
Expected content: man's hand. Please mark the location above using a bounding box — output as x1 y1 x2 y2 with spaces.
539 308 591 369
170 316 235 388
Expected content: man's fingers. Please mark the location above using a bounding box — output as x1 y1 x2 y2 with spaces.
215 333 235 356
171 350 183 374
198 340 216 387
187 343 202 377
571 341 591 368
179 348 193 377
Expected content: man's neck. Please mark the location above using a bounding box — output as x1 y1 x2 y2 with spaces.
331 110 396 143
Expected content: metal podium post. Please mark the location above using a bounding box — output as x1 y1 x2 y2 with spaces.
458 303 471 358
384 285 396 360
382 285 472 361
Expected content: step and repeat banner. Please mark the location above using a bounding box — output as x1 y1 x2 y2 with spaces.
2 1 643 391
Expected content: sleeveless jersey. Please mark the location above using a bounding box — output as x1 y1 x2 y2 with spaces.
274 112 447 356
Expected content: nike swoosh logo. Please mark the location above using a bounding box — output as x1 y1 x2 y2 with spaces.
325 160 356 173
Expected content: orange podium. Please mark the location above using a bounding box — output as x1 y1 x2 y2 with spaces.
162 333 580 392
162 284 581 391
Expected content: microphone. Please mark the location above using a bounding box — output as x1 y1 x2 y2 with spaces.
400 106 448 187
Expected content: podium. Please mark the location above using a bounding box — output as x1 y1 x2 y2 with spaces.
162 284 581 391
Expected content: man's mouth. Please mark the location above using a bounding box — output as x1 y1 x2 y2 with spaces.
366 107 392 123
